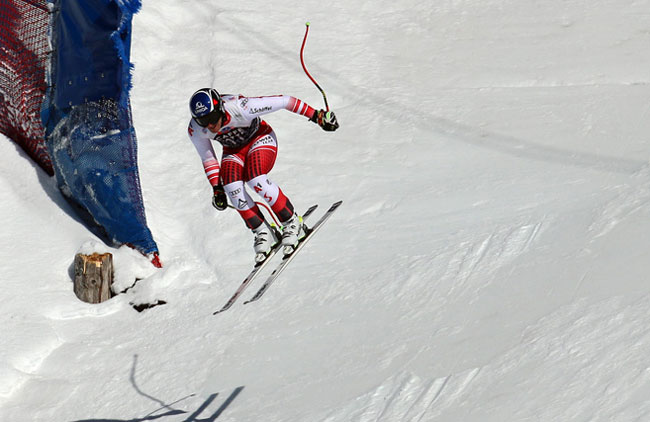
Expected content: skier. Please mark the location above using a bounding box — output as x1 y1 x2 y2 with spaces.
187 88 339 262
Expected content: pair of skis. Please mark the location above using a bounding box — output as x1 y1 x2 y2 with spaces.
213 200 342 315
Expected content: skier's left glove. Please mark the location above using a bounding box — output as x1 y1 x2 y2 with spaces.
212 184 228 211
310 110 339 132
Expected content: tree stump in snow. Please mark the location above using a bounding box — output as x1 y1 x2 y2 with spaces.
73 253 114 303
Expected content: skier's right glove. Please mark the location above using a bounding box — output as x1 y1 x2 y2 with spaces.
310 110 339 132
212 184 228 211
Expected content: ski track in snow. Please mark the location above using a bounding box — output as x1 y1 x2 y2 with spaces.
437 220 544 299
587 167 650 240
319 294 650 422
320 369 482 422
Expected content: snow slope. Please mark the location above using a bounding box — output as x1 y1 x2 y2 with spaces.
2 0 650 420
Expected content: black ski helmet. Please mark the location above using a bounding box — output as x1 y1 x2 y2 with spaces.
189 88 224 127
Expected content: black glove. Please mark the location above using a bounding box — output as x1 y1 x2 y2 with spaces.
310 110 339 132
212 184 228 211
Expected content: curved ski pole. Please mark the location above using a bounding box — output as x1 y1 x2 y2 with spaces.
300 22 330 111
227 201 280 227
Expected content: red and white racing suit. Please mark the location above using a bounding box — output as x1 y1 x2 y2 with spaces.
187 94 316 229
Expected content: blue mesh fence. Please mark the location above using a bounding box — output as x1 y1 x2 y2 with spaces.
41 0 158 256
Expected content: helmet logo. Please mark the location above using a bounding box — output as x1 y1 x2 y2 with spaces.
194 101 209 115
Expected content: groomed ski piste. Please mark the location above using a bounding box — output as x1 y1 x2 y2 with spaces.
2 0 650 420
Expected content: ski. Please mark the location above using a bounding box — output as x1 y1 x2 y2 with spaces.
243 200 343 305
212 204 318 315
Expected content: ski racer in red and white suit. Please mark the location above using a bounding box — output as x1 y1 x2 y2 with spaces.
187 89 338 261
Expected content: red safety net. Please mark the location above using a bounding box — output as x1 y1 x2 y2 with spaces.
0 0 53 175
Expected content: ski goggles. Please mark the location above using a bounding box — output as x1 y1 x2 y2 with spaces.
195 111 222 127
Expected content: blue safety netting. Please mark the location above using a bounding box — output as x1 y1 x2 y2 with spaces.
41 0 158 255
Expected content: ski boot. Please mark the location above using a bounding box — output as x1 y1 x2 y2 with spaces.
280 213 306 255
252 221 280 263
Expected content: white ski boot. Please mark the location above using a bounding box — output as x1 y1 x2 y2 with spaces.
252 222 279 263
281 213 306 255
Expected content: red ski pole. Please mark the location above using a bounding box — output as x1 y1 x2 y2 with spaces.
226 201 280 226
255 201 280 226
300 22 329 111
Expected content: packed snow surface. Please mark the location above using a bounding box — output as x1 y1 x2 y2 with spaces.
2 0 650 420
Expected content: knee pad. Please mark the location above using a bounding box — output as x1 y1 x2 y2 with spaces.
247 175 280 206
224 181 255 210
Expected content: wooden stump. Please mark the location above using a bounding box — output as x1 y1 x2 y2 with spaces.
73 253 114 303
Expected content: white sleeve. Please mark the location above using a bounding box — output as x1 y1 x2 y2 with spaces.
188 119 217 162
239 95 292 118
187 119 221 187
230 95 316 121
